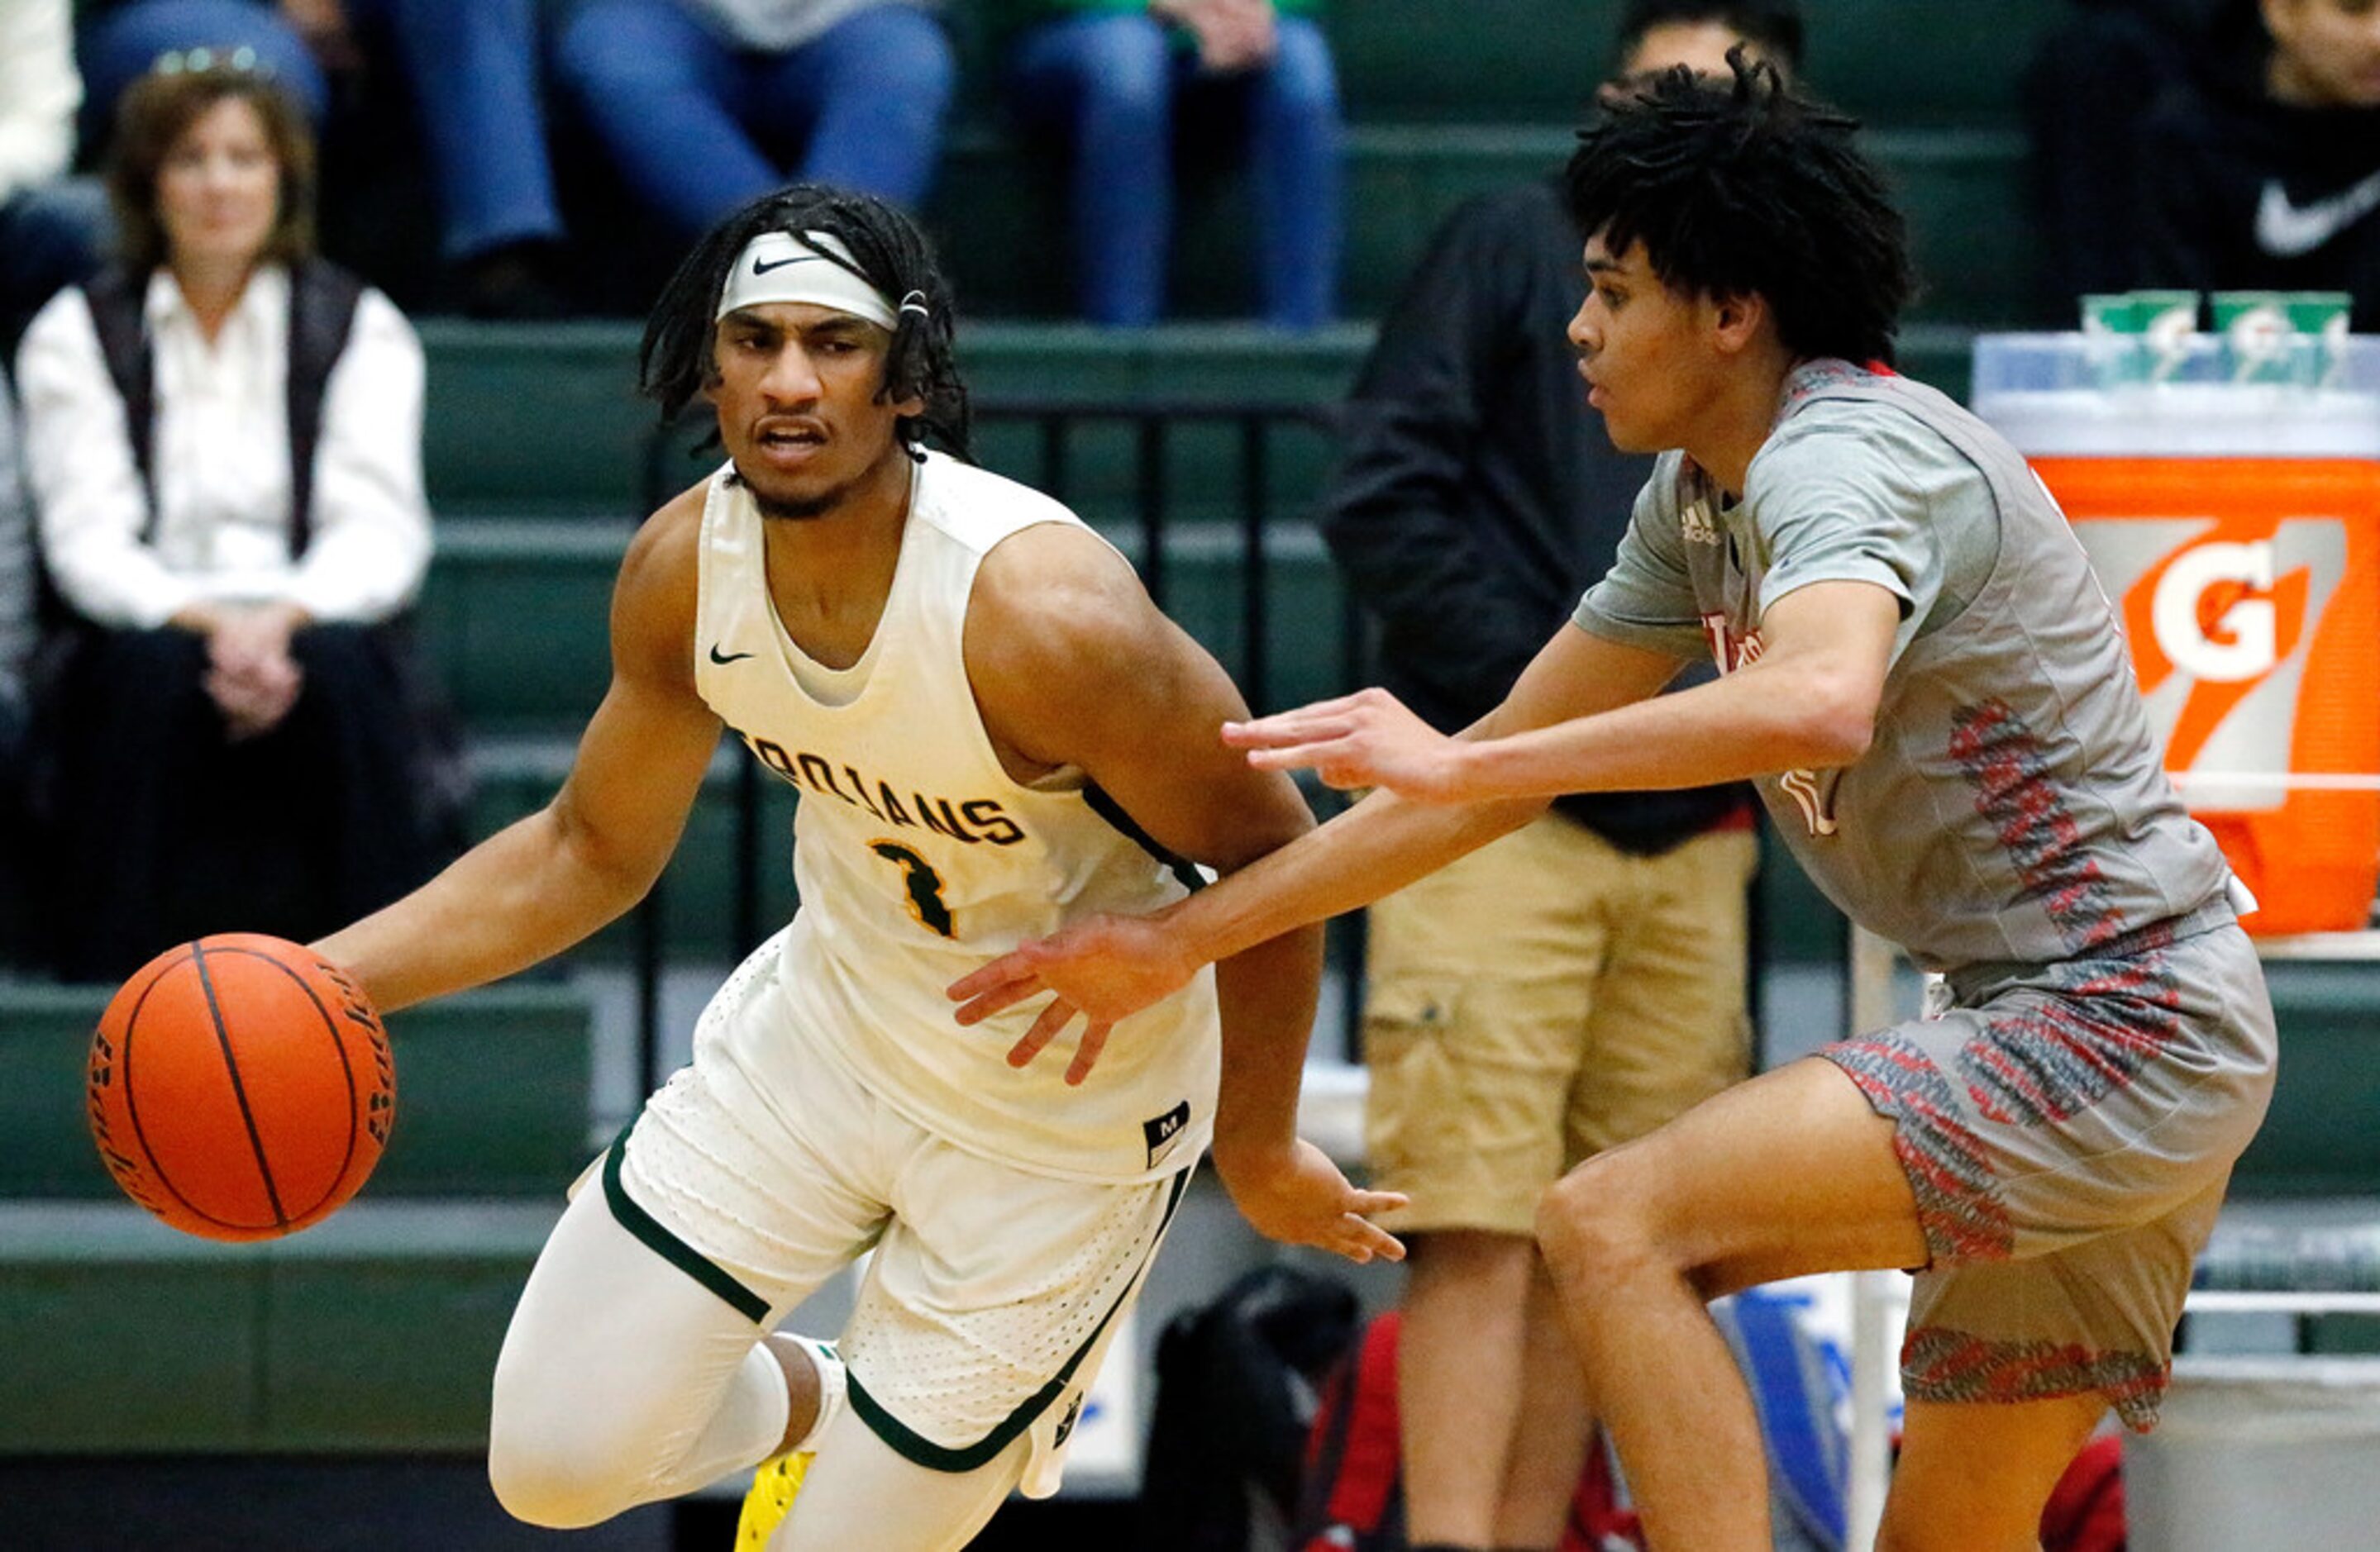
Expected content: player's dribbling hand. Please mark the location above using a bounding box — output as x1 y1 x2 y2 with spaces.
947 912 1198 1086
1218 1138 1407 1264
1223 687 1467 799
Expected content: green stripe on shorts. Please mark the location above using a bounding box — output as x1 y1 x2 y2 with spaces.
600 1127 772 1324
847 1168 1193 1473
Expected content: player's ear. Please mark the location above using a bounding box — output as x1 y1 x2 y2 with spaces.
1709 288 1769 355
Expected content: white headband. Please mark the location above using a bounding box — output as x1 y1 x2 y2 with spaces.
716 230 924 331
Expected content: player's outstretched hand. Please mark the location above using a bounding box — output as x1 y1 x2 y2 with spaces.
947 911 1198 1087
1223 687 1466 799
1221 1138 1407 1264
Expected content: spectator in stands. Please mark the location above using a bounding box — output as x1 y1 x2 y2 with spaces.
1317 7 1793 1547
13 60 458 983
553 0 956 239
2135 0 2380 316
79 0 572 317
1 0 108 358
996 0 1342 328
2028 0 2380 319
2022 2 2210 305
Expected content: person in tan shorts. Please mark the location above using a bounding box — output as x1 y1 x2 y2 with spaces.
1319 5 1798 1546
1359 818 1753 1545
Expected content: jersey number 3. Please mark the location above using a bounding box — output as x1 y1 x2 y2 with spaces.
870 840 956 937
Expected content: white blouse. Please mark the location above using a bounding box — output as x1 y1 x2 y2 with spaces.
14 264 432 630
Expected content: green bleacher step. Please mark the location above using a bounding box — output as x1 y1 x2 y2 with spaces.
418 321 1374 520
930 126 2041 329
0 982 594 1200
0 1201 554 1452
417 321 1975 530
2230 962 2380 1199
427 514 1352 732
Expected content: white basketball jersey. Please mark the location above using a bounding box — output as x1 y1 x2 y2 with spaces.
690 450 1219 1182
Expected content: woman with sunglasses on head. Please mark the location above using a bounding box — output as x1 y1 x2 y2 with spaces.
12 60 458 983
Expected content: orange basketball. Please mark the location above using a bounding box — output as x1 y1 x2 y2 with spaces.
87 934 395 1241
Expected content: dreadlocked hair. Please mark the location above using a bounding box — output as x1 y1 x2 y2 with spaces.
639 183 974 462
1566 51 1912 367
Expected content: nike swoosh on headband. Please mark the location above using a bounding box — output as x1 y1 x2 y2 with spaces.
753 254 824 275
2255 170 2380 259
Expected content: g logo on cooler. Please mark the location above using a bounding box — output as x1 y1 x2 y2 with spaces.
2151 540 2277 683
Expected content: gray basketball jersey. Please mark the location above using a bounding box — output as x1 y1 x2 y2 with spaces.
1576 360 2235 972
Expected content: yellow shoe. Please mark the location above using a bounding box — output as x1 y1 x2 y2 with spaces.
733 1450 812 1551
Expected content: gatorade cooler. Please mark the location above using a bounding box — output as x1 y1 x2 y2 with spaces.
1974 333 2380 935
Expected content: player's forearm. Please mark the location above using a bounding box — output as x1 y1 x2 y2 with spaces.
1168 788 1539 972
1208 921 1325 1170
312 807 656 1012
1447 657 1873 802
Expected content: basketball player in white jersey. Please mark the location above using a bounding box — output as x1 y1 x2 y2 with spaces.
952 61 2277 1552
312 183 1404 1551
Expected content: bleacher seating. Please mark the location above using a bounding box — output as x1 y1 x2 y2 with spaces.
0 983 593 1451
0 1197 560 1451
1319 0 2065 128
938 125 2039 330
0 983 593 1199
2228 964 2380 1201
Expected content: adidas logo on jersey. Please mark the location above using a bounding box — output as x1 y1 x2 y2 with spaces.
1680 500 1722 546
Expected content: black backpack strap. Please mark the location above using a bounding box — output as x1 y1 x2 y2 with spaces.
78 268 159 539
284 259 366 559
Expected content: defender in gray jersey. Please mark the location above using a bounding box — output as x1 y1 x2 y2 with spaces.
953 60 2277 1552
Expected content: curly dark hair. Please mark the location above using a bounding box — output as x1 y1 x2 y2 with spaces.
1565 52 1912 367
640 183 973 462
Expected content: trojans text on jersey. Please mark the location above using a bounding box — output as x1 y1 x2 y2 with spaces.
734 728 1027 846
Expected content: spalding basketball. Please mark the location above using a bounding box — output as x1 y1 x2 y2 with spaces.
88 934 395 1241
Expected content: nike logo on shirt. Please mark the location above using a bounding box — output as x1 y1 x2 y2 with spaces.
2255 170 2380 258
708 644 756 664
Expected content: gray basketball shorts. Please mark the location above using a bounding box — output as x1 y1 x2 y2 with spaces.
1820 912 2276 1430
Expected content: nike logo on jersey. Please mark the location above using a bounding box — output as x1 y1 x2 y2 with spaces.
708 644 756 664
2255 171 2380 258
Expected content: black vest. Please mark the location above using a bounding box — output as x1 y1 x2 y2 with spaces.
79 259 366 558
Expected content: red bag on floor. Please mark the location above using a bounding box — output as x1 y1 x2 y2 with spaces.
1291 1312 1643 1552
2040 1433 2125 1552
